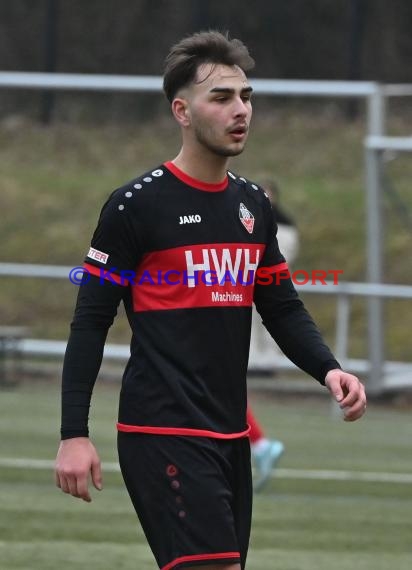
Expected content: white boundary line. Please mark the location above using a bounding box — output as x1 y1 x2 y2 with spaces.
1 458 411 484
275 468 412 484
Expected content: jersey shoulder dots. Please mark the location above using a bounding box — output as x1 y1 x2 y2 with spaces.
102 165 166 214
228 171 271 207
103 166 271 216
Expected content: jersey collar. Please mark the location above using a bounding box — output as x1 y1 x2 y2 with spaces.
164 161 228 192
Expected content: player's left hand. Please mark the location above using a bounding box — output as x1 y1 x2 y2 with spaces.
325 369 367 422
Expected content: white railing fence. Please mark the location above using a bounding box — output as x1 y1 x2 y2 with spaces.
1 263 411 394
1 73 412 394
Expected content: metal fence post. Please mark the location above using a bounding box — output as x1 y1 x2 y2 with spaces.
364 86 385 394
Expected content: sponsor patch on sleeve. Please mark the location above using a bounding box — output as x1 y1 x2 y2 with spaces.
87 247 109 265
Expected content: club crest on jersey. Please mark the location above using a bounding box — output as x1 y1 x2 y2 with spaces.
239 203 255 234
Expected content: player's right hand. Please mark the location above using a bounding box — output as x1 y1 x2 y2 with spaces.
55 437 102 502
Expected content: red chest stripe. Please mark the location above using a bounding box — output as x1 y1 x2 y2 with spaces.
132 242 265 312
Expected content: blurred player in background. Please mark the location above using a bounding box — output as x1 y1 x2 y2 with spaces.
248 180 300 491
55 30 366 570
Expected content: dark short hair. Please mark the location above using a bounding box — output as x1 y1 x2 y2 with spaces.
163 30 255 103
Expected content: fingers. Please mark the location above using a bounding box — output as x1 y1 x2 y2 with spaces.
76 475 92 502
55 469 91 502
325 369 346 403
54 438 101 502
342 390 367 422
339 376 367 422
325 370 367 422
66 475 81 500
91 459 103 491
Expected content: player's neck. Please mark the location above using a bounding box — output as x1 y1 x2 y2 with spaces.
172 147 229 185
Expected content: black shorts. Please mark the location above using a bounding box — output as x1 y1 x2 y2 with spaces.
117 432 252 570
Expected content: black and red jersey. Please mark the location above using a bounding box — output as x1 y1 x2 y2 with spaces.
61 162 340 439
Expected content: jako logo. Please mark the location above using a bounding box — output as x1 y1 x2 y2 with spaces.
179 214 202 225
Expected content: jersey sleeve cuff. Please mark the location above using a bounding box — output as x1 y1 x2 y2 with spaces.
60 428 89 440
319 360 342 385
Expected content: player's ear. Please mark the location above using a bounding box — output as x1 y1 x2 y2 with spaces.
171 98 191 127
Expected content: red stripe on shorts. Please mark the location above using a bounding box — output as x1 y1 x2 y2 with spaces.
117 423 251 439
161 551 240 570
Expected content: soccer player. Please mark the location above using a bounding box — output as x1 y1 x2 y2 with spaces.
55 31 367 570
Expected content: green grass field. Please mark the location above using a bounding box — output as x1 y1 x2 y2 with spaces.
1 379 411 570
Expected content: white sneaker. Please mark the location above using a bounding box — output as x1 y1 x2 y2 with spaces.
253 440 284 492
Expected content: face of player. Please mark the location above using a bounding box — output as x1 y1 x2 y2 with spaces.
181 63 253 157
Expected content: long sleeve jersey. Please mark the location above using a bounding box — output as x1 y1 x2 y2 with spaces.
61 162 340 439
